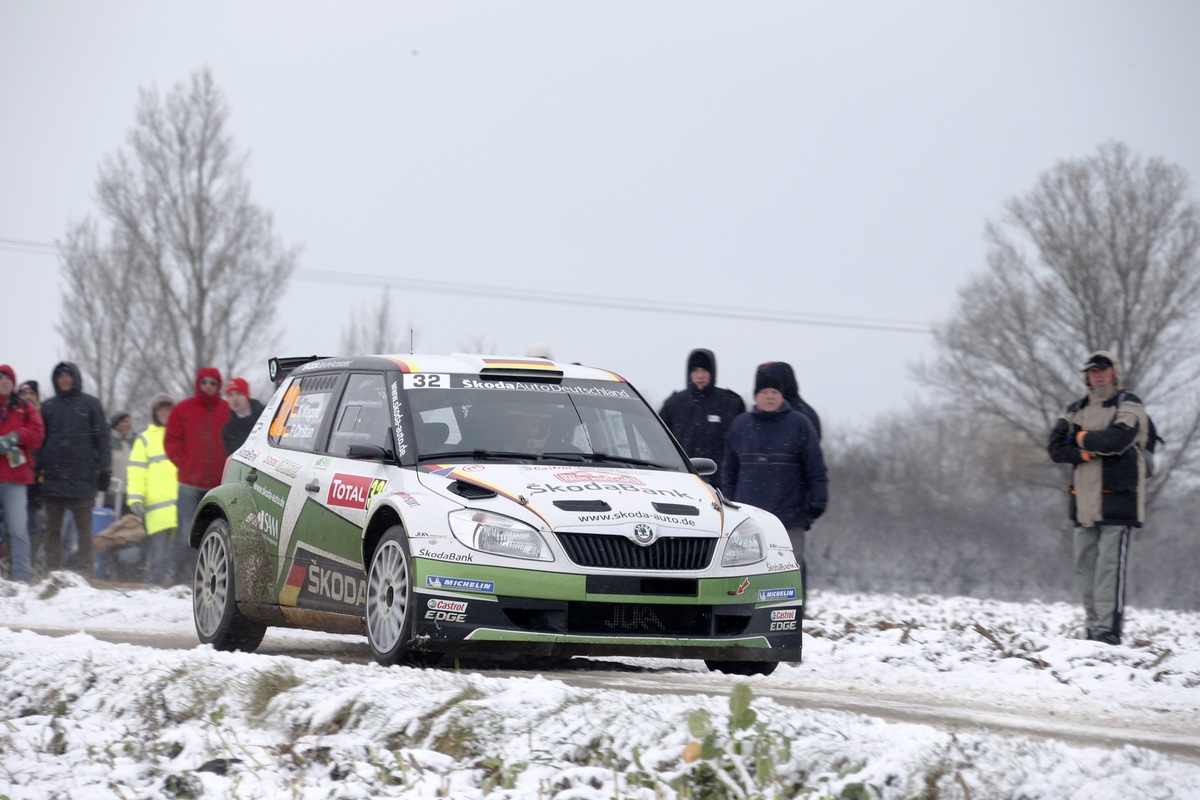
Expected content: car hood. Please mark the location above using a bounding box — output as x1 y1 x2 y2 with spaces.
416 463 724 535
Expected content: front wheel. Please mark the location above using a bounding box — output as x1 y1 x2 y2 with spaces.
366 525 437 666
193 517 266 652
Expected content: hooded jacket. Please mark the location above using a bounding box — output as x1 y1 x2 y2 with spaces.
164 367 231 488
721 401 828 530
38 362 111 498
1047 350 1149 527
0 365 45 485
767 361 822 441
658 348 746 484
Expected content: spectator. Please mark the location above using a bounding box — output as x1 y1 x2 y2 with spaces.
108 411 136 510
659 348 745 485
765 361 822 441
1047 350 1151 646
128 394 179 586
722 362 828 601
221 377 264 456
0 365 46 582
40 362 110 575
17 381 44 543
164 367 229 584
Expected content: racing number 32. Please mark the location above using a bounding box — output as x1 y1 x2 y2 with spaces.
405 374 449 388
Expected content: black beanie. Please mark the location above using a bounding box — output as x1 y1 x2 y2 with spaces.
754 363 785 395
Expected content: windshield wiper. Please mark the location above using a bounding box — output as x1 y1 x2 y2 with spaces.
416 450 529 462
573 452 670 470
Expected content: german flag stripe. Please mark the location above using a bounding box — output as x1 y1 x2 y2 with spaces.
280 564 307 606
481 358 557 370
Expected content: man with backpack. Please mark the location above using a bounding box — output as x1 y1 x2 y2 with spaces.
1047 350 1154 646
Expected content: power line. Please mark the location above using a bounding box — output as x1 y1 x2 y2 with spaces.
1 235 936 334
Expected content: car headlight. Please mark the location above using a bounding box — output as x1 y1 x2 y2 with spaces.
448 509 553 561
722 517 766 567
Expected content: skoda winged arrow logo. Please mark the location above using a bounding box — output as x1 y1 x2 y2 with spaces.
632 523 655 546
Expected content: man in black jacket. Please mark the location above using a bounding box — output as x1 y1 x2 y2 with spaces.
39 362 110 575
658 349 745 486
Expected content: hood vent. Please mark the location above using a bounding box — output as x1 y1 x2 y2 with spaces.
651 502 699 516
553 500 612 512
448 480 497 500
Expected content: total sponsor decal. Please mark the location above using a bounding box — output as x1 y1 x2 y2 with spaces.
758 587 797 602
425 597 469 623
426 576 495 593
327 473 388 510
769 608 798 631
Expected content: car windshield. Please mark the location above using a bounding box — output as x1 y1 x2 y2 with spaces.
405 376 689 471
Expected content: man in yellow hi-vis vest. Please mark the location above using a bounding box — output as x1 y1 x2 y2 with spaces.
126 394 179 586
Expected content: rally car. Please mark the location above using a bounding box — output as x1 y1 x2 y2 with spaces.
190 354 803 674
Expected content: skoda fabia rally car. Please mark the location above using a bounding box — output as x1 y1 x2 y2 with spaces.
190 354 802 674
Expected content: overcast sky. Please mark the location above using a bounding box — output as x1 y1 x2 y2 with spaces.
3 1 1199 430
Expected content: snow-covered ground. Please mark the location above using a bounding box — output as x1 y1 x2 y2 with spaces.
2 573 1198 799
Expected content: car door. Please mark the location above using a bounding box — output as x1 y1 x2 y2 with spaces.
286 372 393 614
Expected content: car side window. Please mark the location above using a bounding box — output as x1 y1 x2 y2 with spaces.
268 374 338 452
327 373 390 457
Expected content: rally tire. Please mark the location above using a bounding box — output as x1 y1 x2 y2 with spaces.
366 525 424 666
704 659 779 677
193 516 266 652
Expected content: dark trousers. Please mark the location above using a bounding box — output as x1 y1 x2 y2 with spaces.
44 497 95 574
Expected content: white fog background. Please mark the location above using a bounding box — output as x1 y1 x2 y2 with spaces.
3 2 1200 425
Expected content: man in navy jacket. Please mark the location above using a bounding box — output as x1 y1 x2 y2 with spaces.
659 349 745 486
722 362 828 600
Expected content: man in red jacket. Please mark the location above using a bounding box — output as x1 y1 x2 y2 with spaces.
164 367 229 585
1 364 46 582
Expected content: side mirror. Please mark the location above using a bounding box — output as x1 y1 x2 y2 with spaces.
690 457 717 476
346 444 388 462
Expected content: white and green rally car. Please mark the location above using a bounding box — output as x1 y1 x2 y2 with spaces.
190 354 802 675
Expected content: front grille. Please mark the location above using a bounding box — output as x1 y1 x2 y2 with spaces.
556 531 716 570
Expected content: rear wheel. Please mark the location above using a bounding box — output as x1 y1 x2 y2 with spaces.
366 526 440 666
193 517 266 652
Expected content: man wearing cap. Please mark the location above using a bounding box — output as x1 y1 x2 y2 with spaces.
722 362 828 602
0 365 45 582
221 377 265 456
659 349 745 486
1048 350 1151 646
165 367 229 584
39 362 110 575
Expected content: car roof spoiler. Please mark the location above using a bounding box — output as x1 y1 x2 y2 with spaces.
268 355 332 385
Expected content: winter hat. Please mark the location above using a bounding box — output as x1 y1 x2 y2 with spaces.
754 362 786 395
150 393 175 412
109 411 131 429
687 350 714 374
19 380 38 399
0 364 14 382
225 377 251 397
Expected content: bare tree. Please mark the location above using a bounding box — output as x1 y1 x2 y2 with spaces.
916 142 1200 496
340 291 412 354
57 67 298 409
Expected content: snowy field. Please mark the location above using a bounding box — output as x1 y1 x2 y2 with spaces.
2 573 1198 799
